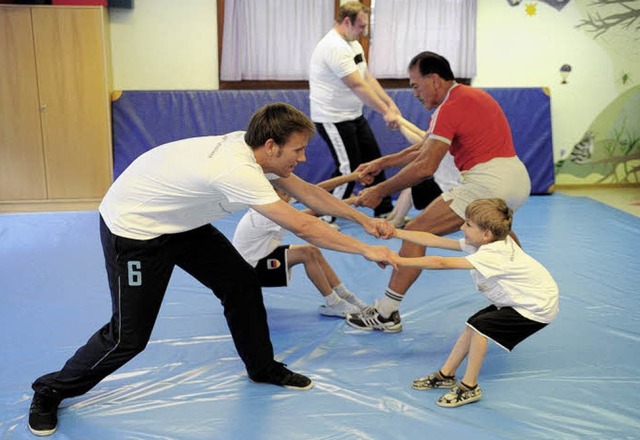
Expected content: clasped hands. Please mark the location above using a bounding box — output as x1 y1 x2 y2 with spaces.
362 210 399 270
353 161 385 209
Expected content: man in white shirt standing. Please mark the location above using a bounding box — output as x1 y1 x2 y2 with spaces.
309 1 401 220
28 102 398 437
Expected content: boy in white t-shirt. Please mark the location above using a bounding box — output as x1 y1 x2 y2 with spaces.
233 173 368 317
364 198 559 407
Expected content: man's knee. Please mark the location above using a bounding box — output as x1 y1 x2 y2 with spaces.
118 329 153 356
297 245 322 262
398 240 425 258
406 206 463 235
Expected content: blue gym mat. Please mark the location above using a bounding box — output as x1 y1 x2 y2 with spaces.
1 193 638 439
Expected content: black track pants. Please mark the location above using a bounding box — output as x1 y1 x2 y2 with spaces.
32 218 274 399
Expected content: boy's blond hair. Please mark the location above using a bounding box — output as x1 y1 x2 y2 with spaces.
464 198 513 241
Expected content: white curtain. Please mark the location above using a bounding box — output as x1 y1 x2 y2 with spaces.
221 0 334 80
368 0 477 79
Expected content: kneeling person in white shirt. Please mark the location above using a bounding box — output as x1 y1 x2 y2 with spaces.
233 173 368 317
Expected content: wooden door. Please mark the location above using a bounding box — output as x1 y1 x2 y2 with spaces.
0 7 47 200
32 6 112 200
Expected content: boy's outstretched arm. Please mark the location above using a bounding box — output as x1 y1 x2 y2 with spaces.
396 255 473 270
398 116 427 144
274 174 395 240
394 229 461 251
316 172 358 192
301 173 359 217
300 196 356 217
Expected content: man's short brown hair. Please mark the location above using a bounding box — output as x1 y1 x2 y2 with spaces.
337 1 370 25
245 102 315 148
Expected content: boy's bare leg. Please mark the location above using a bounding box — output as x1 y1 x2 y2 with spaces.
316 253 341 289
440 326 474 377
460 330 487 387
385 188 413 227
439 327 487 386
288 245 363 317
287 245 333 296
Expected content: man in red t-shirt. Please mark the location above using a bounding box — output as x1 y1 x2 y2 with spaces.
347 51 531 333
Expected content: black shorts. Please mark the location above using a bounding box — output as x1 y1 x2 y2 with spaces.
254 245 290 287
466 305 547 351
411 178 443 210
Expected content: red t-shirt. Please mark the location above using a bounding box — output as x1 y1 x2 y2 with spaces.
428 84 515 171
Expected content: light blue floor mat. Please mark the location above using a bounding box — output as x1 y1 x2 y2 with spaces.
1 194 638 439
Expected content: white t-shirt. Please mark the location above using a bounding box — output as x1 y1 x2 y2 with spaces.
232 208 285 267
99 132 280 240
309 28 367 122
461 236 559 323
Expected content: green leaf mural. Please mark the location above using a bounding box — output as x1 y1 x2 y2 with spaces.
556 85 640 183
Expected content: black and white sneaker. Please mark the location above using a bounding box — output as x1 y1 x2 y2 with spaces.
346 303 402 333
249 361 314 390
28 391 61 436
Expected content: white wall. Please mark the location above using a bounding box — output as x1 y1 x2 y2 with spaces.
108 0 639 163
476 0 624 162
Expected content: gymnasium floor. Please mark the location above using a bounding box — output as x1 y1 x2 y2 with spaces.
1 192 638 439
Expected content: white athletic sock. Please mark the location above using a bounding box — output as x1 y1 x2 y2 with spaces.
325 291 341 306
333 284 368 309
377 288 403 317
333 283 349 297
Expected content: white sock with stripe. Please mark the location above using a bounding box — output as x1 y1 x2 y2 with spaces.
377 288 403 318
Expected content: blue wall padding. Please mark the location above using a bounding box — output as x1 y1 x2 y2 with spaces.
112 88 554 194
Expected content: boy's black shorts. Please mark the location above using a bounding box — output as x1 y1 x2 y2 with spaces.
254 245 290 287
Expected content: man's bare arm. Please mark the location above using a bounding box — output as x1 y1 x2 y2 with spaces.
253 199 398 268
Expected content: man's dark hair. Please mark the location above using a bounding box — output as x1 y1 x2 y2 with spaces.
408 51 455 81
245 102 315 148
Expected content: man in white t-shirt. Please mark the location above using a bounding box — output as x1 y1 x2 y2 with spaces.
309 1 401 219
28 102 398 437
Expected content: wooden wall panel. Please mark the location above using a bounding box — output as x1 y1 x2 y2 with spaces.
0 7 47 200
32 7 112 199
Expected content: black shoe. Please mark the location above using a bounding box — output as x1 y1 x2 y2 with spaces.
28 391 61 436
346 304 403 333
249 361 314 390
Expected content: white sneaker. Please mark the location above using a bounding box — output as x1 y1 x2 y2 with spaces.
318 298 361 318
